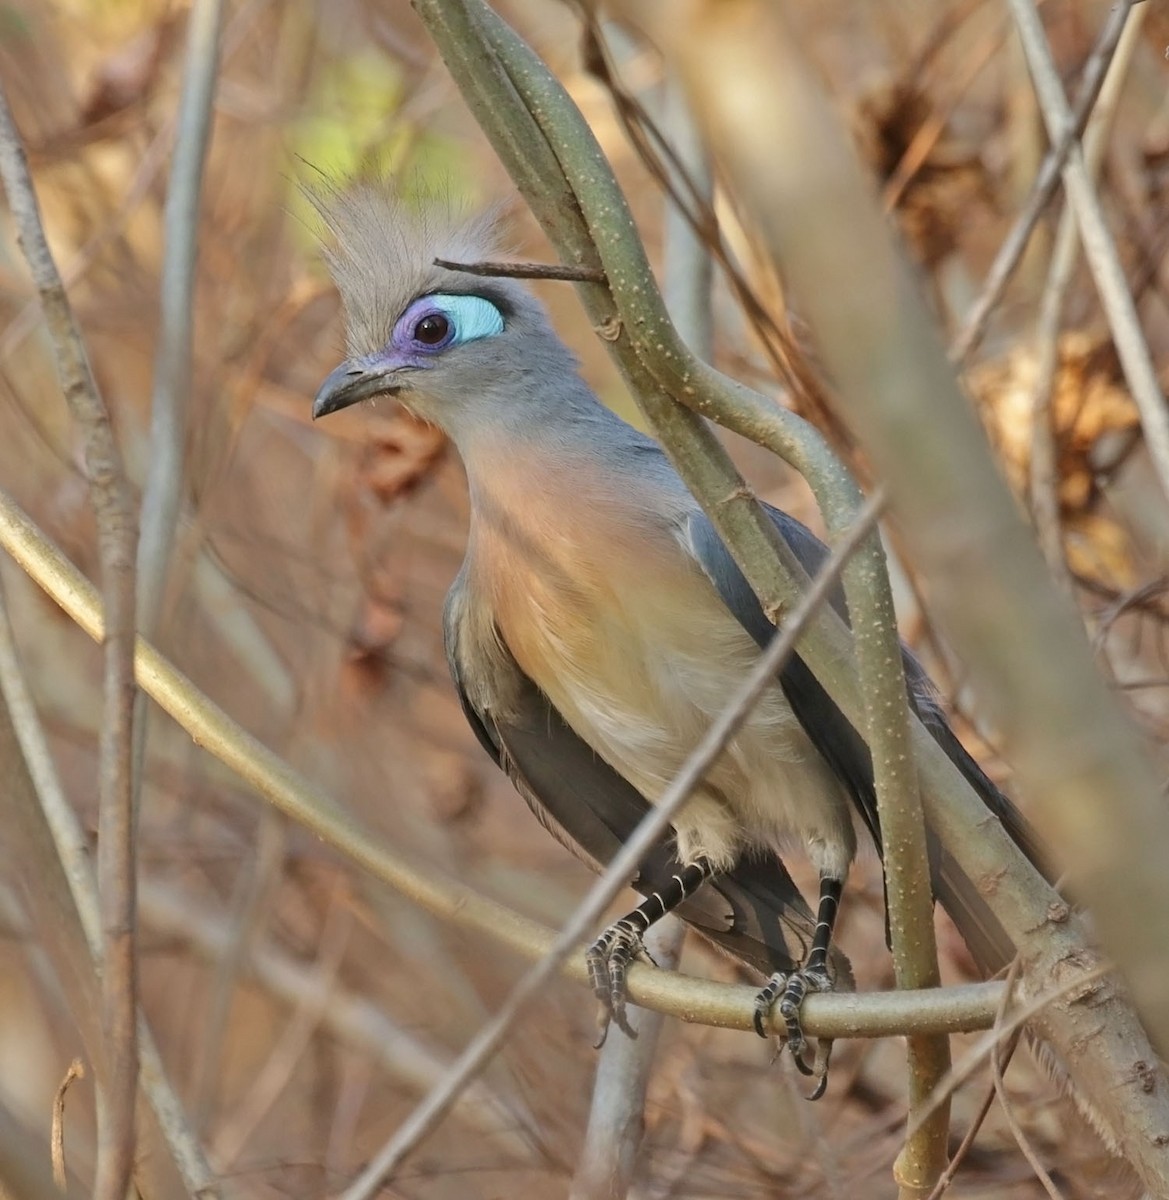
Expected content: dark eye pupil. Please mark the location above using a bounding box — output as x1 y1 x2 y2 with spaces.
414 314 450 345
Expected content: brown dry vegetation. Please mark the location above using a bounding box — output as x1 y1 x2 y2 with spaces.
1 1 1168 1198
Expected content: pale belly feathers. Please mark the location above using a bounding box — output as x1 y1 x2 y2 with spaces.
468 472 858 881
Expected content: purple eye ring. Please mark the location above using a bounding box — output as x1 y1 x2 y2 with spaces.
392 293 505 357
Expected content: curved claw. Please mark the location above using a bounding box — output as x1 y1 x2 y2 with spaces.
586 919 644 1042
789 1042 816 1077
752 972 785 1039
754 965 835 1094
803 1037 834 1102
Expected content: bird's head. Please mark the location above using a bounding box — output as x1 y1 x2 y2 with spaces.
310 185 573 442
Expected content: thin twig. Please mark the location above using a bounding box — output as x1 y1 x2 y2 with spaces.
139 877 543 1160
336 490 887 1200
137 0 225 633
572 918 685 1200
924 957 1022 1200
51 1060 85 1192
433 255 605 281
1003 0 1169 510
573 89 711 1197
949 0 1137 363
0 580 220 1197
0 85 140 1200
1027 5 1146 584
577 10 848 445
903 960 1112 1146
190 810 285 1130
211 887 352 1166
989 965 1064 1200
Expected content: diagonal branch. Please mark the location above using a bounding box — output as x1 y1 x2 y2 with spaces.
1004 0 1169 504
627 0 1169 1191
336 492 887 1200
0 483 1006 1043
950 0 1138 362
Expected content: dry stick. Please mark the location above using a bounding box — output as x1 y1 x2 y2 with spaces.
903 959 1112 1148
572 81 713 1200
433 256 605 282
0 1099 83 1200
138 877 542 1160
572 920 685 1200
639 0 1169 1183
0 87 140 1200
1003 0 1169 510
211 890 352 1167
0 125 174 366
0 584 221 1198
335 490 887 1200
984 956 1062 1200
0 484 1006 1042
949 0 1137 363
1027 5 1146 583
51 1060 85 1192
924 958 1023 1200
137 0 224 632
189 811 286 1132
991 1034 1063 1199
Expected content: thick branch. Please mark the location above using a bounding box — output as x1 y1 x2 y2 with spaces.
630 0 1169 1188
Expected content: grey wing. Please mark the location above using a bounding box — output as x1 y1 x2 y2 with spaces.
443 581 845 980
685 503 1049 972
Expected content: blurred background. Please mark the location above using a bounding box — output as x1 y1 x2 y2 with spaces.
1 0 1168 1196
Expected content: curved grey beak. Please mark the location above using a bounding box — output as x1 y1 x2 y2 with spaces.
312 361 401 420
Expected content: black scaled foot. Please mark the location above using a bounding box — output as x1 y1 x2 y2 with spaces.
753 964 835 1099
585 857 716 1046
586 917 645 1044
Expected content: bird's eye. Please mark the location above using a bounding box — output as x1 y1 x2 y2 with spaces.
395 293 504 357
413 313 451 345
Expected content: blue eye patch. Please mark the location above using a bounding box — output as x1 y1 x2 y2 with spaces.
398 293 505 353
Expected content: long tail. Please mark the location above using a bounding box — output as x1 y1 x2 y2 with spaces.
921 708 1125 1153
921 707 1048 975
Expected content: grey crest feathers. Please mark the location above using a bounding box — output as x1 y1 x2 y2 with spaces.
309 183 511 359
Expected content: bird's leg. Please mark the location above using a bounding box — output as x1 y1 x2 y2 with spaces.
753 875 842 1096
587 856 716 1043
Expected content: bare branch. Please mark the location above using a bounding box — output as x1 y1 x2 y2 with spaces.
139 877 544 1161
0 582 219 1197
1027 6 1147 583
51 1059 85 1193
433 256 605 281
137 0 225 634
628 2 1169 1187
572 919 684 1200
950 0 1138 362
0 85 139 1200
1003 0 1169 507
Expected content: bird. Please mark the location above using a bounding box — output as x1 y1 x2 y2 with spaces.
310 186 1046 1092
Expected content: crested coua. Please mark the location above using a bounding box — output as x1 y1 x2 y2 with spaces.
311 188 1045 1091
